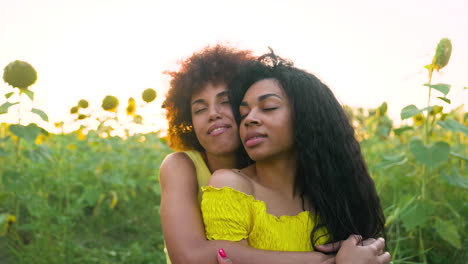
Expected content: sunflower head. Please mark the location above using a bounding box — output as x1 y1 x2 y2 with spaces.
3 60 37 89
70 106 79 114
102 95 119 112
78 99 89 108
126 97 136 116
142 88 157 103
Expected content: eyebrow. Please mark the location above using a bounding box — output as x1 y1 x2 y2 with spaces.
191 91 229 106
240 93 282 107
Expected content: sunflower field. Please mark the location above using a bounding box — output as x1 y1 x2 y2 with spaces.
0 39 466 264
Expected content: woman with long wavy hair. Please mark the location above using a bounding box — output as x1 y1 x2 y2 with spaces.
201 50 391 264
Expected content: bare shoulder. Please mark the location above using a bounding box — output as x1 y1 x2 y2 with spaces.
208 168 254 196
159 152 196 184
160 152 193 169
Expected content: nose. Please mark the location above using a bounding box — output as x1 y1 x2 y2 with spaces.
208 104 222 121
243 110 261 126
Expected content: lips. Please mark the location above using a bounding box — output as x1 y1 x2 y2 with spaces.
207 123 231 136
244 131 267 147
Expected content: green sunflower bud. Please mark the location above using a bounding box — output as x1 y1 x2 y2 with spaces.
412 113 425 126
3 60 37 89
429 105 443 115
102 95 119 111
377 102 388 117
142 88 157 103
432 38 452 71
78 99 89 108
70 106 79 114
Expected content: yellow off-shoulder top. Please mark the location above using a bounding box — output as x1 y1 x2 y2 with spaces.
201 186 328 251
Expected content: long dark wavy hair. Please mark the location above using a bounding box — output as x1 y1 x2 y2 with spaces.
228 50 385 249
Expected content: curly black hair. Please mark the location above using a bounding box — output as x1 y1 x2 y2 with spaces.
229 50 385 249
162 44 254 151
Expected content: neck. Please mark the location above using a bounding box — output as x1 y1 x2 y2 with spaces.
254 151 298 198
203 151 237 173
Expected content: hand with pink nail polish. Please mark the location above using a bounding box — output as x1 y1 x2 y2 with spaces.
217 248 233 264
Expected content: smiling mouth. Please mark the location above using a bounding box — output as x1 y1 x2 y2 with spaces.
208 126 229 136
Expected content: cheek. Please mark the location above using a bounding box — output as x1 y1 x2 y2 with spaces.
191 115 204 135
239 125 246 140
221 105 235 119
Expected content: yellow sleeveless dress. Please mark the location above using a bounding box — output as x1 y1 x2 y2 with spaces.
164 150 211 264
201 186 328 251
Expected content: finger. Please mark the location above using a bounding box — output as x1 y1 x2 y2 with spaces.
315 241 342 252
369 237 386 254
344 234 362 246
377 251 391 264
217 248 233 264
361 238 376 246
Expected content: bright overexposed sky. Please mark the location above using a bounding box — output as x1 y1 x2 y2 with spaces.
1 0 467 133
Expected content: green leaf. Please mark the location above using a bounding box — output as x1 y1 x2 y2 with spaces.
0 102 19 114
27 199 48 218
434 218 461 249
409 139 450 169
31 108 49 122
393 126 413 135
420 106 434 113
5 92 14 99
0 147 8 157
25 145 53 162
441 166 468 189
437 97 451 104
9 123 41 143
424 83 451 96
81 188 102 206
401 105 421 119
377 125 391 137
375 153 407 169
400 199 435 230
450 152 468 161
437 118 468 135
20 88 34 101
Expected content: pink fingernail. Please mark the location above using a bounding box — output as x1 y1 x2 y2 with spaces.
218 248 227 258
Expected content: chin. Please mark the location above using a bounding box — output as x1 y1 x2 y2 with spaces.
245 150 264 162
211 142 240 155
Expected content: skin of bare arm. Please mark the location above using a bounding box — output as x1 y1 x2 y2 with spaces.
159 152 334 264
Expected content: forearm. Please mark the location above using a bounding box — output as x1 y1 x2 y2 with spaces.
169 239 331 264
216 241 331 264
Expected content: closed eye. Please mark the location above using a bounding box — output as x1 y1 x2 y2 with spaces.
263 107 277 111
194 108 207 114
239 112 249 120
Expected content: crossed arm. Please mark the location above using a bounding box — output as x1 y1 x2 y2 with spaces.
159 152 390 264
160 152 334 264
